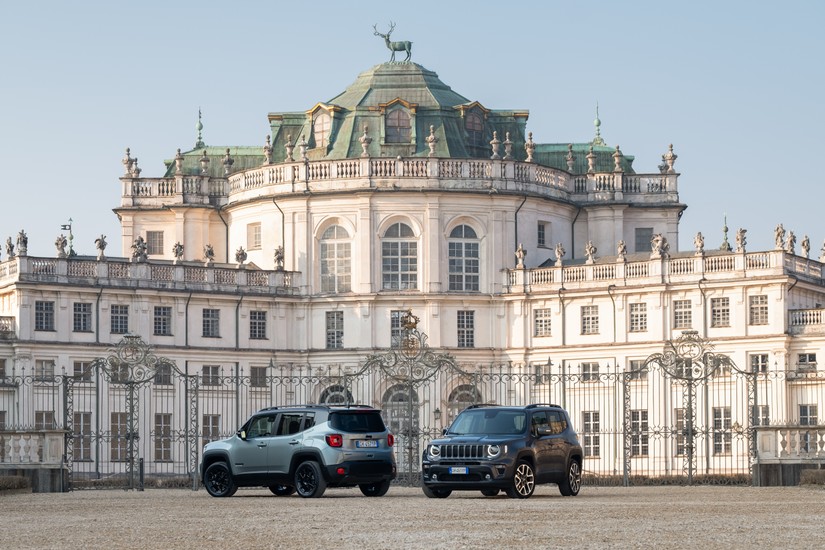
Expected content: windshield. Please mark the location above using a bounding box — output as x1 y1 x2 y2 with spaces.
447 409 526 435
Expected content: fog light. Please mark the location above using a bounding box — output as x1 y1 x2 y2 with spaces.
432 474 438 481
485 474 491 480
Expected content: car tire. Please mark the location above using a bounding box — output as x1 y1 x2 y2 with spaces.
480 488 500 497
203 462 237 498
505 460 535 499
422 485 452 499
269 484 296 496
558 459 582 496
294 461 327 498
359 479 392 497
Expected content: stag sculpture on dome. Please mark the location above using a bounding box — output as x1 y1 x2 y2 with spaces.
373 22 412 62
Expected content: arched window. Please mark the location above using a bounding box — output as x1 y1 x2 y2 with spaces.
385 109 411 143
381 384 419 436
448 225 479 291
320 224 351 293
382 222 417 290
313 112 331 148
447 384 482 424
319 384 354 405
465 112 484 147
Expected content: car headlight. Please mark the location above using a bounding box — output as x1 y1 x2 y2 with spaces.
487 444 504 458
428 445 441 460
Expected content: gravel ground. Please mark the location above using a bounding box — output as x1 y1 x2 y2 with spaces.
2 484 823 549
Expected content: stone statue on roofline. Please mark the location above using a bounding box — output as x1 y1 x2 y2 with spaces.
554 243 565 267
515 243 526 269
172 242 184 264
95 234 107 261
774 224 785 250
131 236 148 263
584 241 597 264
819 239 825 263
16 230 27 257
204 244 215 266
786 231 796 255
274 245 285 271
694 232 705 256
650 233 669 260
235 246 247 265
801 235 810 259
6 237 14 259
55 234 68 258
735 228 747 254
616 240 627 263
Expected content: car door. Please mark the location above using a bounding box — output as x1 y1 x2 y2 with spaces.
233 413 278 480
530 411 555 481
544 410 568 475
268 412 306 476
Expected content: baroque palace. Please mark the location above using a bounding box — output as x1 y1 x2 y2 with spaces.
1 55 824 490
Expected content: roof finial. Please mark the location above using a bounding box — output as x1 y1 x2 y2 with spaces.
591 103 605 146
195 107 205 149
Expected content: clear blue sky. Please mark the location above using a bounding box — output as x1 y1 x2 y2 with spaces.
1 1 823 257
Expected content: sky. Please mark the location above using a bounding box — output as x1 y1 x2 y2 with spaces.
1 1 823 258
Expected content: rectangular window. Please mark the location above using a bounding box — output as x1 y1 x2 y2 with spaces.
250 366 267 388
202 308 220 338
110 304 129 334
582 411 600 457
537 222 548 248
750 354 769 374
800 404 818 452
749 295 768 325
202 365 221 386
751 405 770 426
249 310 267 340
0 358 6 381
798 353 817 372
457 311 475 348
390 310 404 349
73 361 92 382
634 228 653 254
35 301 55 331
35 410 55 430
628 359 648 381
35 359 55 381
713 407 732 455
710 297 730 328
674 408 686 456
581 305 599 335
326 311 344 349
534 309 552 337
0 410 6 430
247 223 262 251
154 306 172 336
673 299 692 329
581 362 600 382
154 363 172 386
146 231 164 256
203 414 221 445
630 410 649 456
154 413 172 462
111 412 128 462
73 302 93 332
629 303 647 332
73 412 92 461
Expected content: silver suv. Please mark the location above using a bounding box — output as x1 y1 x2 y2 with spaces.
200 405 396 498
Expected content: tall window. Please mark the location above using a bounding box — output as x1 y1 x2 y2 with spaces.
457 311 475 348
537 222 548 248
752 405 770 426
203 414 222 445
73 361 92 382
146 231 164 255
750 354 769 373
628 359 648 381
35 359 55 380
35 301 55 331
798 353 817 372
154 363 172 386
749 295 768 325
448 225 479 291
674 408 686 456
629 303 647 332
202 365 220 386
35 410 55 429
800 404 818 453
249 310 267 340
326 311 344 349
635 228 653 253
73 302 92 332
313 112 331 148
581 362 600 382
202 308 220 338
390 310 405 348
534 308 552 337
673 300 692 329
247 223 262 250
73 412 92 461
581 305 599 335
382 222 417 290
250 366 267 388
111 304 129 334
320 225 351 293
111 412 128 462
711 297 730 327
582 411 600 457
447 385 481 424
465 112 484 147
630 410 649 456
154 306 172 336
154 413 172 462
0 411 5 430
713 407 732 455
385 109 411 143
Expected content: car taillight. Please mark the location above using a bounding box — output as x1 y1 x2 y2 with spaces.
387 433 394 447
325 434 343 447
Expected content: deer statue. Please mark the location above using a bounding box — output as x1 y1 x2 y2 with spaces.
373 22 412 62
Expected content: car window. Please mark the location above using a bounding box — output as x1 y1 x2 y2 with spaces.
547 411 566 434
277 413 303 436
304 412 316 430
247 414 277 438
330 411 386 433
531 411 549 435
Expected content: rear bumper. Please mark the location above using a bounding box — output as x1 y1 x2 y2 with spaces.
324 460 396 485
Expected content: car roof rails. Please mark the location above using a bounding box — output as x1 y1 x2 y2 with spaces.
465 403 499 409
525 403 561 409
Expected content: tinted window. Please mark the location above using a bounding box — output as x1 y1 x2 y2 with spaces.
246 414 277 438
330 411 386 433
448 409 527 435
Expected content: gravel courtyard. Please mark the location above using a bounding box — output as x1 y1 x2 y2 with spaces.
2 485 822 549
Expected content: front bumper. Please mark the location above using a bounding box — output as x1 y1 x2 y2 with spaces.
422 459 515 489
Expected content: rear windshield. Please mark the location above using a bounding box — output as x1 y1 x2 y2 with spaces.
448 409 527 435
330 411 387 433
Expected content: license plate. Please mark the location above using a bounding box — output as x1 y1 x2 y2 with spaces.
356 439 378 448
449 467 468 475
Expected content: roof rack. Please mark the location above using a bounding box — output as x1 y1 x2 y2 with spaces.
256 403 375 413
525 403 561 409
465 403 500 409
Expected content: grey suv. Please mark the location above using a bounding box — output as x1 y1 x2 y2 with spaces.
200 405 396 498
422 404 583 499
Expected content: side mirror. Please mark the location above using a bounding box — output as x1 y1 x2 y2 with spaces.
536 426 552 437
238 430 247 441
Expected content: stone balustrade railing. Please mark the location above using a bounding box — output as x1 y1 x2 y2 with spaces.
0 431 65 466
755 426 825 462
789 308 825 335
120 156 677 208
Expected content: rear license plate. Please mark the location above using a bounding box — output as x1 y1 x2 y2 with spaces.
356 439 379 448
449 467 468 474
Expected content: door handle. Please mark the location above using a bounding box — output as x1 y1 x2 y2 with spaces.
257 443 267 448
289 439 300 445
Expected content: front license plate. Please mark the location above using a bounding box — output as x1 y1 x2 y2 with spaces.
449 467 468 475
356 439 379 448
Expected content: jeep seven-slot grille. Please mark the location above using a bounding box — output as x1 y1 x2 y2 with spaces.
440 444 485 460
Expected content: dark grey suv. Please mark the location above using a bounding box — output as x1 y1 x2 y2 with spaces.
200 405 396 498
421 404 583 499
